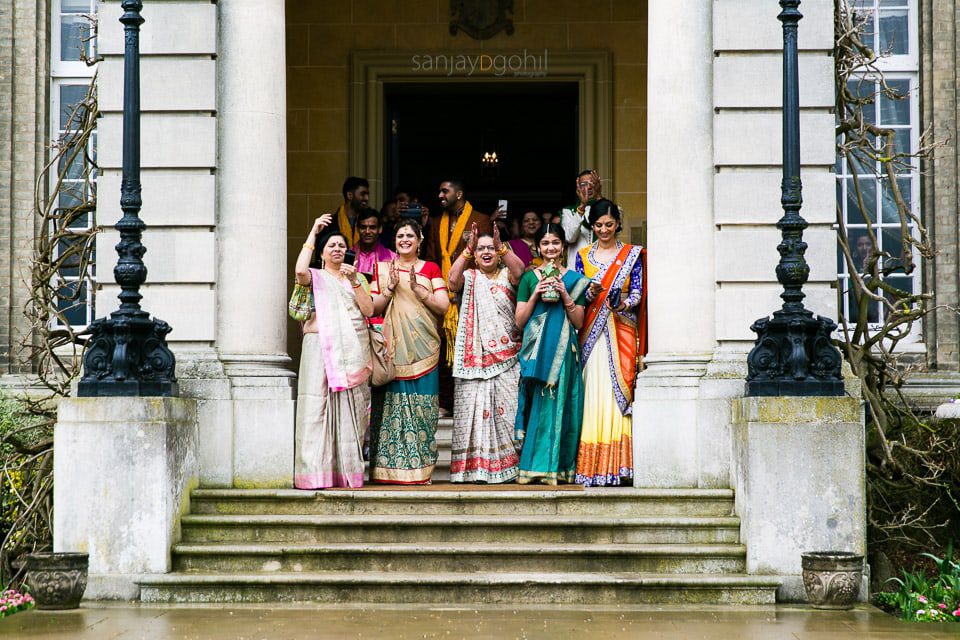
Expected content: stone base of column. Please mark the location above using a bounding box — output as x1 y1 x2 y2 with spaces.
222 355 296 488
633 353 711 487
733 393 867 602
53 397 198 600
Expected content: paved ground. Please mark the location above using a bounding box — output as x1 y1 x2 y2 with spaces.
2 603 956 639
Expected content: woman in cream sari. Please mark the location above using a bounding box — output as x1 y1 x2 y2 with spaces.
369 219 449 484
447 224 525 483
293 218 374 489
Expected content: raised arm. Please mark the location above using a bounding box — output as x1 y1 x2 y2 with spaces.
448 223 479 293
295 214 332 285
493 224 524 286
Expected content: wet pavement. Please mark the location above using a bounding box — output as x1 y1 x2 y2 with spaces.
2 603 956 639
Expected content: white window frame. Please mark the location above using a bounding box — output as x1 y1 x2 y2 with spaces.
50 0 98 329
837 0 921 343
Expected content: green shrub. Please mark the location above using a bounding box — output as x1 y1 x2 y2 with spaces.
876 545 960 622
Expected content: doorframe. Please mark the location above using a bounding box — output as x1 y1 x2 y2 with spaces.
349 51 613 207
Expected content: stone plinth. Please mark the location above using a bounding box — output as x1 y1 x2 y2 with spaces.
733 394 866 602
53 397 198 600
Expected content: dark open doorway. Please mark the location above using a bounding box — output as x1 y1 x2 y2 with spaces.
383 82 579 221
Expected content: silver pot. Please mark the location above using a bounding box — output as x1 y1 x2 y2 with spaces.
801 550 863 610
24 552 88 610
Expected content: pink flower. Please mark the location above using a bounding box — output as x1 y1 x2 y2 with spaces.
918 595 928 604
953 609 960 616
939 603 947 609
0 606 6 612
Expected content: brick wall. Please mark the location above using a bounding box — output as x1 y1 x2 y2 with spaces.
922 0 960 371
0 0 47 374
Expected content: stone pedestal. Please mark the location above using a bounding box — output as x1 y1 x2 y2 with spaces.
733 393 866 602
53 397 198 600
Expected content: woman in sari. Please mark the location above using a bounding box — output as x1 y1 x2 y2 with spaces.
574 199 645 487
507 210 544 270
513 223 590 485
293 217 374 489
369 219 449 484
447 224 525 483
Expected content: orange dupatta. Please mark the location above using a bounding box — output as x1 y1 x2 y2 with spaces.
337 205 360 247
579 244 643 406
438 201 473 365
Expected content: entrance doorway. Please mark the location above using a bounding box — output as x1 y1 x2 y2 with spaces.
383 82 579 219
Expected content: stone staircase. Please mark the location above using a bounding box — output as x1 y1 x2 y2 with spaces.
138 420 779 604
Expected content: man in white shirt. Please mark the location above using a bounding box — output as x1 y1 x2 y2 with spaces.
559 169 603 268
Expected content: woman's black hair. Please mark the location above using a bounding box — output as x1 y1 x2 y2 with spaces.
588 198 622 232
394 218 423 239
313 231 349 268
535 222 567 250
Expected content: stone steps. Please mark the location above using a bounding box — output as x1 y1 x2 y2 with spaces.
189 487 736 517
172 542 747 574
180 513 742 545
142 486 779 605
139 571 780 605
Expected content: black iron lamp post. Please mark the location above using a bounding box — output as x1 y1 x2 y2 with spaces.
78 0 178 397
745 0 843 397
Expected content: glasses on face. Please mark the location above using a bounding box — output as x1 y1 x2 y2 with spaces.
476 245 496 253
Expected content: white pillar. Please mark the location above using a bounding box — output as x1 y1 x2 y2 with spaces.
634 1 717 487
215 0 294 487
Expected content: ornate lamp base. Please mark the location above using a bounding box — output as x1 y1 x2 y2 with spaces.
77 312 178 397
745 310 844 397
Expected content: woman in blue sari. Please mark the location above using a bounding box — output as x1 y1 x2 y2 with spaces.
514 223 590 484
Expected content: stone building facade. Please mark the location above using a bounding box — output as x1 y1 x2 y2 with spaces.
0 0 958 601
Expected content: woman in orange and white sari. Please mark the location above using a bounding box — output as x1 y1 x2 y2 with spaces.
574 199 646 487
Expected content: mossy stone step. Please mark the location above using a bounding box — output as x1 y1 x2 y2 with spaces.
138 571 780 605
172 541 748 574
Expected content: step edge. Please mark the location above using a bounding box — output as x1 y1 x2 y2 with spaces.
171 543 749 556
137 572 782 588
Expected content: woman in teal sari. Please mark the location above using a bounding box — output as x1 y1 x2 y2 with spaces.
514 223 590 484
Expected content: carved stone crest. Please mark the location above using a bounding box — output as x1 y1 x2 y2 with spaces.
450 0 514 39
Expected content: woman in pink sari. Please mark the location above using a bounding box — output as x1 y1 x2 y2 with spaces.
447 224 526 483
292 217 375 489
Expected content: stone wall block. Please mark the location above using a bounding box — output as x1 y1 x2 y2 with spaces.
95 285 215 341
96 228 216 283
714 112 836 166
98 1 217 55
97 173 216 226
714 53 834 108
715 226 837 282
714 0 834 51
54 397 198 599
715 170 835 225
716 284 838 342
99 58 216 112
97 114 217 168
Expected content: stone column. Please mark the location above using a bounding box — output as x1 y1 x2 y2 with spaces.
215 0 294 487
633 0 716 487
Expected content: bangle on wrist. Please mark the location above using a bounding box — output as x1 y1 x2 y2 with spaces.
497 245 508 256
302 242 315 251
462 249 473 260
352 281 361 288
